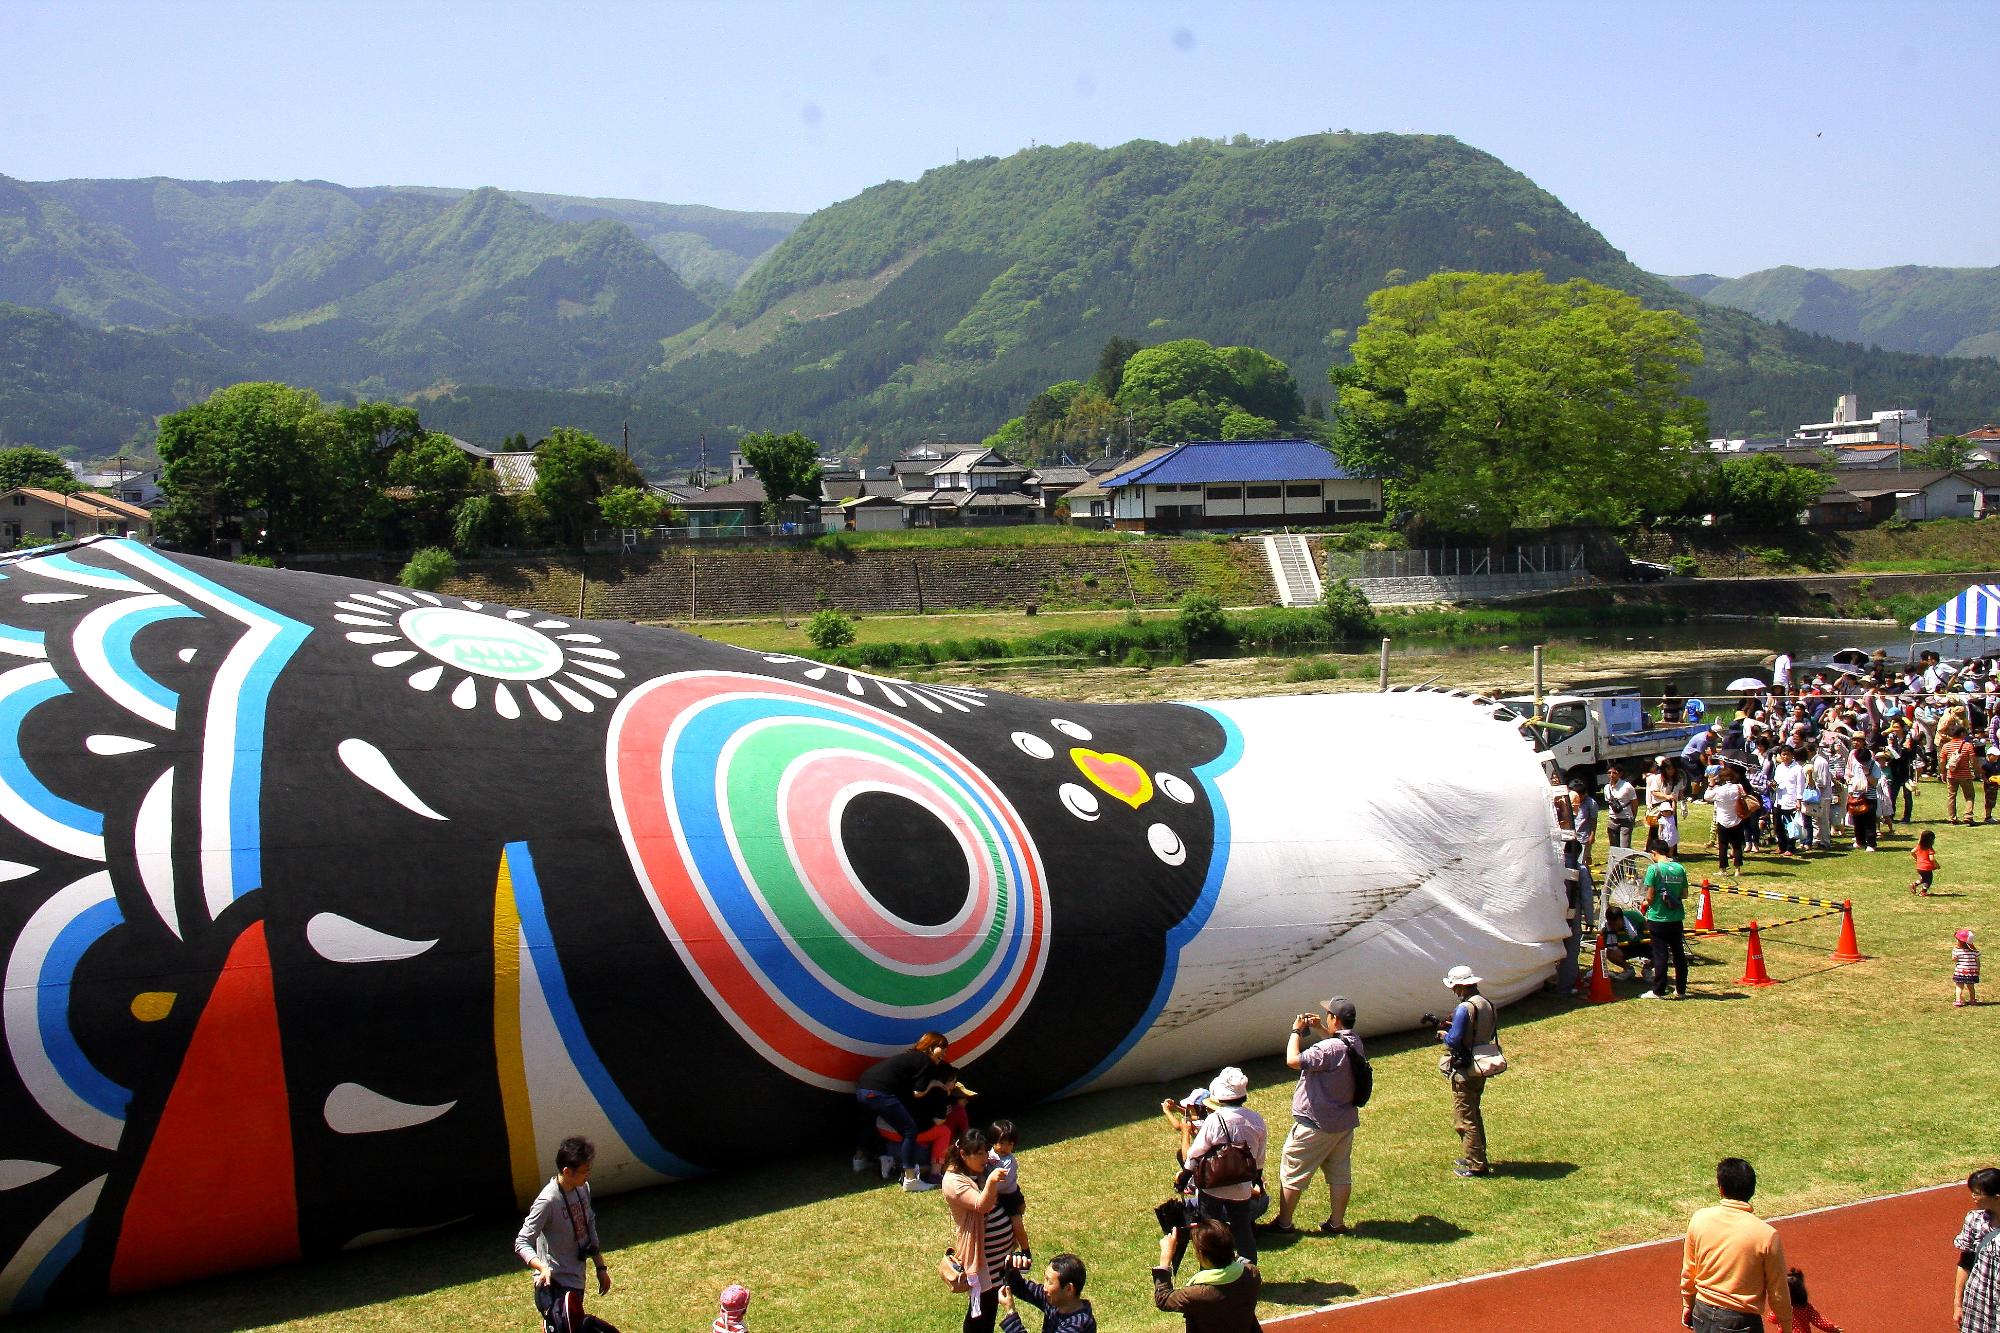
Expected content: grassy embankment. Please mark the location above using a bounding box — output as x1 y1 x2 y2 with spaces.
48 768 1994 1332
1679 516 2000 577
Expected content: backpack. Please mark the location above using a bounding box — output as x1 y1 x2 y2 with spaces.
1338 1033 1373 1108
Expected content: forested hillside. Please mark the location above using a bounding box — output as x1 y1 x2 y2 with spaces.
3 144 1997 464
649 134 2000 451
1667 264 2000 361
0 177 783 457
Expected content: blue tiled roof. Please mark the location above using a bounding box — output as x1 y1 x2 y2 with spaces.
1099 439 1356 488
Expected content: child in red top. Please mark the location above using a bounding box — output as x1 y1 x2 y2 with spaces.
1776 1267 1841 1331
1910 829 1938 896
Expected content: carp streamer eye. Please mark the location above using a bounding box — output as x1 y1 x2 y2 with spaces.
336 590 624 719
608 671 1049 1090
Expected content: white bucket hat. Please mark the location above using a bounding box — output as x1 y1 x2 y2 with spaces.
1442 965 1483 988
1208 1067 1249 1103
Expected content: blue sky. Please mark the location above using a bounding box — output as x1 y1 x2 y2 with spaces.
3 0 1994 276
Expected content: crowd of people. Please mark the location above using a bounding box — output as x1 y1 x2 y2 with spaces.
502 646 1997 1330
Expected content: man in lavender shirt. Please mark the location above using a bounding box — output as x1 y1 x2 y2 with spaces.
1260 996 1362 1236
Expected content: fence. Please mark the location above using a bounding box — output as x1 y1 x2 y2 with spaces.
1325 544 1593 605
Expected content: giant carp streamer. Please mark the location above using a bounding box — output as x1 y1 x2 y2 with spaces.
0 539 1566 1310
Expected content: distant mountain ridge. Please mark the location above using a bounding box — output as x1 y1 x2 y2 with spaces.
1666 264 2000 360
645 133 2000 453
1 147 1996 468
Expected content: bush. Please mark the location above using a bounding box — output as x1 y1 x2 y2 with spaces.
1317 576 1379 638
804 609 857 651
1285 660 1342 683
234 553 277 568
398 547 456 591
1667 555 1701 577
1177 593 1227 643
597 485 664 530
1121 647 1153 670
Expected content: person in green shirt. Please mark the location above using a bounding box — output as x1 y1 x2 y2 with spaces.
1639 850 1690 1001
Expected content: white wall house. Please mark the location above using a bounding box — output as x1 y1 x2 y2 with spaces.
1099 439 1381 532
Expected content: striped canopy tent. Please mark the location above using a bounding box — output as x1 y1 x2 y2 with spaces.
1910 584 2000 636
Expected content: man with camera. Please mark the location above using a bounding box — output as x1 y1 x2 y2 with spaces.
1259 996 1362 1237
1430 965 1501 1178
515 1135 618 1333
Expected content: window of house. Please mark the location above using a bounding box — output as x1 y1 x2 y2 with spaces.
1285 483 1321 498
1335 496 1377 511
1959 493 1975 503
1246 484 1282 499
49 522 69 538
1205 485 1243 500
9 495 24 506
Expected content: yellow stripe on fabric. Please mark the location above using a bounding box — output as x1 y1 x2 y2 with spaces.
492 851 539 1209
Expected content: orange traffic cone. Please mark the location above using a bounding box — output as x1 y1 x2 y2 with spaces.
1830 899 1866 963
1584 935 1615 1004
1693 880 1717 933
1739 921 1776 987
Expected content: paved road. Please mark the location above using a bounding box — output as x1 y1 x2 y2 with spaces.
1269 1183 1969 1331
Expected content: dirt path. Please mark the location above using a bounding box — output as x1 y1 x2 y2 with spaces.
1268 1182 1968 1331
917 644 1771 704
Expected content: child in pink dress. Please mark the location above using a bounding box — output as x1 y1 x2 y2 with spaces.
1777 1267 1842 1331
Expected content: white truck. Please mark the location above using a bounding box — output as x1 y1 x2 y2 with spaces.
1499 688 1709 783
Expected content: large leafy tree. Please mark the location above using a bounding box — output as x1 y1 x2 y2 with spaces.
1217 346 1303 424
156 382 341 551
737 430 823 522
1114 339 1238 441
1684 454 1827 528
386 431 476 542
1331 271 1706 534
0 447 79 493
533 427 645 543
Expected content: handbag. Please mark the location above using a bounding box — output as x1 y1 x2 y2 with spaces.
1189 1114 1258 1190
1846 793 1871 815
938 1247 970 1294
1470 1041 1509 1077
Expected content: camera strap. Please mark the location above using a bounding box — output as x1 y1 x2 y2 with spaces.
559 1184 592 1257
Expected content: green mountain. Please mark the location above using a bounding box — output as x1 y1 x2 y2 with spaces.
1666 264 2000 361
0 177 773 459
644 134 2000 450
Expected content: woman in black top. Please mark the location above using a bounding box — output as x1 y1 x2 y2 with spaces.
854 1031 953 1192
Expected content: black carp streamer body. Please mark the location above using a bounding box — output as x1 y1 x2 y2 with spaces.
0 540 1564 1311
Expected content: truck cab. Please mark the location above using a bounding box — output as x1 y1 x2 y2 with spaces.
1499 689 1709 784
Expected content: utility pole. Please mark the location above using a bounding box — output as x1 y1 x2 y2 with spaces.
698 432 708 488
622 420 630 460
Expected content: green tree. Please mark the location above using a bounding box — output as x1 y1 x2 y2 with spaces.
737 430 823 522
1686 454 1826 528
598 485 665 529
1332 272 1706 534
0 447 78 493
1220 411 1280 441
326 403 424 543
1090 336 1142 398
1909 434 1972 470
1217 346 1303 424
1317 576 1379 637
532 427 644 543
155 382 339 552
1115 339 1237 438
386 431 474 542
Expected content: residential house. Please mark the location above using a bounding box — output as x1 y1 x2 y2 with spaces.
443 436 539 494
1028 464 1093 520
1060 447 1175 528
70 464 164 509
821 475 906 531
896 449 1042 527
676 477 819 533
1098 439 1381 532
1 488 154 547
1818 469 1980 525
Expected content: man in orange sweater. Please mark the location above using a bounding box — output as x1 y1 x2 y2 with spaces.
1681 1157 1791 1331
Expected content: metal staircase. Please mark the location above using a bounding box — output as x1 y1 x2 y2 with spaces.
1262 534 1323 607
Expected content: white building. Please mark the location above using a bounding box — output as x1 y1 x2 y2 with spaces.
1792 394 1929 451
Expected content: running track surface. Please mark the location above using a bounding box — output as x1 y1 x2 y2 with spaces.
1270 1182 1966 1332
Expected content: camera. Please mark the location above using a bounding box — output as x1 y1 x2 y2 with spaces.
1420 1012 1440 1028
1154 1197 1197 1235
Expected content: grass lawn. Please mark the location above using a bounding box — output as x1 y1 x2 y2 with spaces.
44 776 1994 1332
